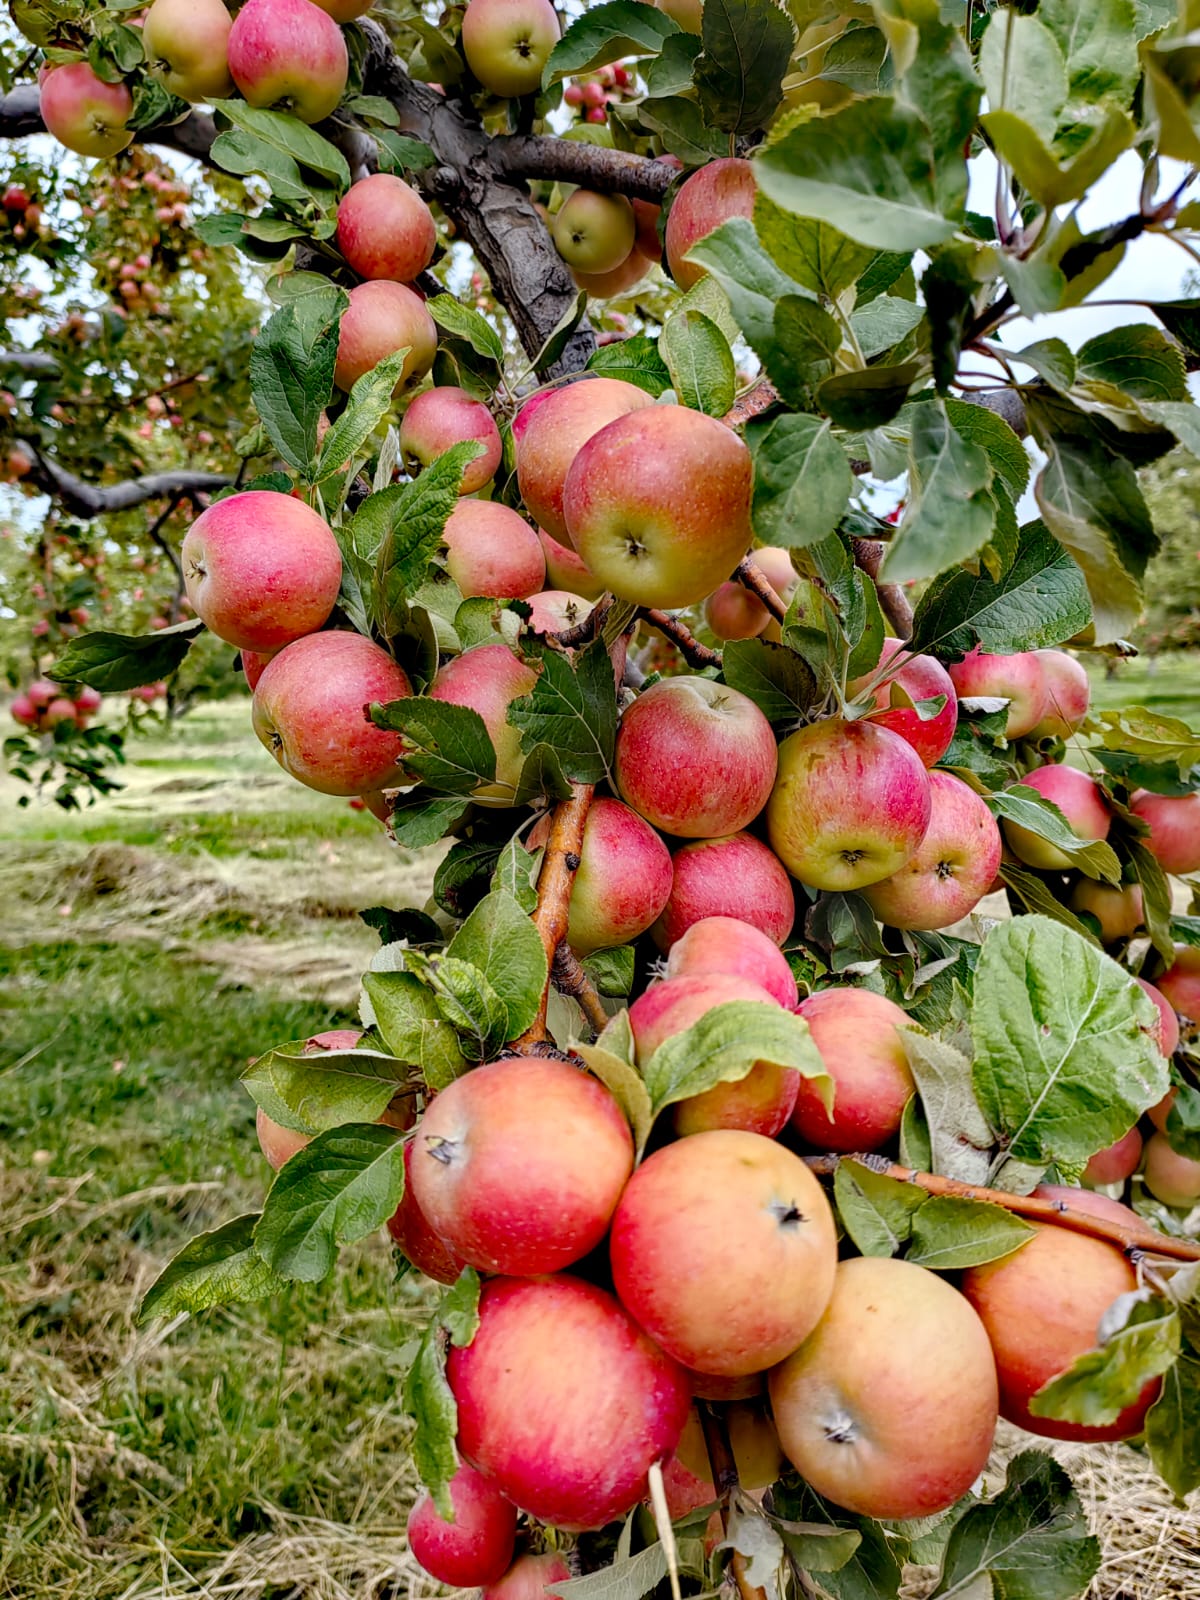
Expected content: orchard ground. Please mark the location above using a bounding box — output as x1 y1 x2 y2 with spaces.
1 659 1198 1600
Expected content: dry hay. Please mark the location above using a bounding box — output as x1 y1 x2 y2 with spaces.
1056 1438 1200 1600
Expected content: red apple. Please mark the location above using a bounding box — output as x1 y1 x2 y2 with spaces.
400 385 502 494
336 173 437 283
10 693 37 727
573 247 652 298
74 685 102 716
1029 649 1090 739
142 0 235 100
654 832 795 949
549 796 672 955
705 579 770 641
537 529 605 599
524 590 594 634
27 679 58 710
946 647 1049 739
1068 879 1144 943
1140 976 1181 1062
664 158 756 291
1130 789 1200 878
862 770 1002 931
1083 1125 1143 1188
334 281 438 393
460 0 561 97
441 499 545 599
40 63 134 158
665 915 799 1009
227 0 348 123
240 648 275 691
407 1463 517 1587
849 636 958 768
1003 763 1111 872
427 643 538 803
1143 1131 1200 1208
1156 946 1200 1036
256 1106 312 1170
43 697 79 728
482 1554 574 1600
386 1140 469 1283
514 376 652 544
791 987 915 1152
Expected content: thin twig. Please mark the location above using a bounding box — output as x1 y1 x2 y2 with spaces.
735 556 787 624
722 379 779 430
552 944 609 1036
512 783 596 1048
639 609 723 670
849 539 913 641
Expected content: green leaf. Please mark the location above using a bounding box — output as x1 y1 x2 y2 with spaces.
409 953 509 1063
374 131 437 175
898 1027 996 1187
385 790 472 849
1127 834 1178 965
587 334 673 395
1146 1351 1200 1500
999 860 1102 944
362 970 468 1091
581 942 635 998
661 309 736 416
644 28 703 95
249 286 346 475
242 1038 412 1135
881 400 996 583
1091 706 1200 771
978 9 1067 144
447 889 549 1044
986 787 1122 882
818 363 921 429
435 838 503 920
403 1269 481 1517
693 0 795 134
427 295 504 363
1076 325 1186 403
640 1000 830 1118
315 348 413 485
752 194 876 301
932 1450 1100 1600
492 835 541 916
747 414 854 549
639 94 731 162
49 619 204 692
721 636 818 722
573 1042 655 1155
217 101 351 189
1016 338 1077 390
971 915 1170 1173
254 1123 407 1282
849 294 926 360
509 640 617 785
684 217 807 352
368 439 486 632
768 295 842 405
547 1543 670 1600
771 1478 907 1600
210 130 313 205
944 398 1030 504
543 0 679 86
371 698 497 796
1029 1296 1180 1428
907 1196 1035 1270
982 107 1134 208
1039 0 1140 120
833 1159 924 1257
139 1214 287 1323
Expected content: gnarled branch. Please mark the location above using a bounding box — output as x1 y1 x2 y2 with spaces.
495 137 675 200
22 442 233 517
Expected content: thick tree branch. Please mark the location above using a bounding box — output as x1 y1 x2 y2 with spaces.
494 137 675 201
0 348 62 378
513 782 596 1048
23 442 232 517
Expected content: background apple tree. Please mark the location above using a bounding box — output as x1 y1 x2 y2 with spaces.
5 1 1200 1597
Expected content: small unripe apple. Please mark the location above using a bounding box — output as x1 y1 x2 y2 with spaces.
427 643 538 804
862 769 1002 931
400 384 501 493
1003 763 1111 872
441 499 545 599
514 376 652 544
1068 879 1143 943
654 832 795 950
849 636 959 768
791 987 915 1152
40 63 134 158
665 158 756 290
335 281 438 392
460 0 561 97
227 0 348 123
142 0 235 102
552 189 636 275
406 1462 517 1587
665 915 799 1009
336 173 437 283
947 646 1049 739
1029 649 1090 739
1130 788 1200 878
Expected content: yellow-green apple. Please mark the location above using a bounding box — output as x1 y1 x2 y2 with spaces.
654 832 795 949
1140 976 1181 1064
482 1553 573 1600
407 1462 517 1587
514 376 652 543
705 579 770 641
386 1140 469 1283
769 1257 998 1519
1068 879 1144 943
441 499 545 599
408 1055 634 1274
665 915 799 1009
1029 649 1090 739
628 972 798 1137
427 642 538 803
665 158 756 290
253 631 411 795
961 1186 1159 1441
460 0 561 97
182 489 342 652
1083 1125 1143 1188
791 987 914 1152
334 280 437 393
1130 789 1200 877
767 718 932 892
529 796 672 955
651 0 702 30
1157 946 1200 1037
572 246 652 299
662 1401 783 1518
142 0 234 101
614 677 777 839
862 770 1002 931
226 0 348 122
1143 1131 1200 1208
946 646 1049 739
448 1275 691 1528
40 63 134 158
336 173 437 283
525 589 594 634
552 190 636 274
1002 763 1111 871
537 529 605 599
564 406 752 609
849 636 958 768
400 385 501 494
610 1129 837 1375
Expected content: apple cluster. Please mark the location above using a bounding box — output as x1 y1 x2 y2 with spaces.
10 677 101 732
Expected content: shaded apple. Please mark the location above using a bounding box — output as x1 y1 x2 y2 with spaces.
1003 763 1111 872
947 646 1049 739
1029 649 1090 739
552 189 636 274
849 636 958 768
531 796 672 955
654 832 796 949
482 1553 574 1600
1083 1125 1143 1188
524 590 594 634
386 1140 469 1284
665 158 755 291
514 376 652 543
427 642 538 803
1140 976 1181 1063
1143 1131 1200 1208
537 528 605 599
705 579 770 641
791 987 914 1152
665 915 799 1009
572 247 652 299
1130 789 1200 878
1068 879 1144 943
1156 946 1200 1037
862 769 1002 931
334 281 437 393
662 1401 783 1519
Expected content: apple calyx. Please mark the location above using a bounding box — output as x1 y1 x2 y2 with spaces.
423 1134 459 1166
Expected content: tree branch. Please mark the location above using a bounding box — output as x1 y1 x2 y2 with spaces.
551 944 610 1037
494 137 675 200
0 348 62 378
639 609 723 670
512 782 596 1048
723 378 780 430
699 1407 769 1600
849 538 913 641
22 442 233 518
735 556 787 624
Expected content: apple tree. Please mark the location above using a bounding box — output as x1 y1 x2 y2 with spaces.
6 0 1200 1594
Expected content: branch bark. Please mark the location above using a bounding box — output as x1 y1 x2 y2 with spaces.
735 555 788 624
22 443 233 518
639 608 723 669
495 137 676 200
849 538 914 641
551 944 610 1037
512 782 596 1048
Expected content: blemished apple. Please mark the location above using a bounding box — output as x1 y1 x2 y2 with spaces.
564 406 753 610
614 677 777 839
769 1257 999 1520
460 0 561 97
665 915 799 1009
387 1140 469 1283
40 62 134 158
408 1056 634 1274
253 631 412 796
537 529 606 599
524 590 594 634
1143 1131 1200 1208
427 642 539 803
767 718 932 892
142 0 235 101
334 281 438 393
1029 649 1090 739
628 973 798 1137
705 579 770 641
947 646 1050 739
482 1553 574 1600
400 385 502 494
182 489 343 653
406 1462 517 1588
791 987 915 1152
654 832 796 950
665 158 756 291
538 796 673 955
336 173 437 284
961 1187 1159 1441
1140 976 1181 1062
1157 946 1200 1035
663 1401 783 1519
862 770 1002 931
849 636 959 768
1083 1125 1143 1188
514 376 652 543
227 0 348 123
553 190 636 275
610 1129 837 1376
440 499 545 599
1130 789 1200 877
572 247 652 299
448 1275 691 1529
1002 763 1111 872
1069 879 1144 943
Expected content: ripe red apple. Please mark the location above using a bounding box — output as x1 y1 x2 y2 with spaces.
1029 649 1090 739
334 281 438 393
253 631 411 795
256 1106 312 1170
43 696 80 728
769 1256 998 1520
665 915 799 1009
1143 1131 1200 1208
336 173 437 283
654 832 796 950
767 718 932 892
1068 879 1144 943
614 677 777 839
540 796 672 954
573 247 651 299
441 500 545 599
537 529 605 599
1083 1125 1143 1188
1003 763 1111 872
400 385 502 494
1157 946 1200 1036
240 648 275 691
460 0 561 97
409 1055 633 1274
182 490 343 652
427 643 538 803
946 646 1049 739
74 685 102 717
610 1129 837 1375
448 1275 691 1529
862 770 1002 931
791 987 915 1152
142 0 234 100
849 636 959 768
10 693 37 728
564 407 753 609
27 679 58 710
552 190 636 274
1130 789 1200 878
407 1462 517 1587
227 0 348 123
524 589 594 634
663 1401 783 1519
665 158 756 291
705 579 770 641
1139 976 1181 1062
386 1140 469 1283
40 63 134 158
482 1553 574 1600
514 376 652 543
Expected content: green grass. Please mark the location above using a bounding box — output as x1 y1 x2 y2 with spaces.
1087 653 1200 722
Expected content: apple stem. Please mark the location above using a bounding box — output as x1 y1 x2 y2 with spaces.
722 378 780 430
734 557 787 625
848 539 914 642
803 1154 1200 1264
551 944 609 1036
511 782 596 1048
638 609 723 670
